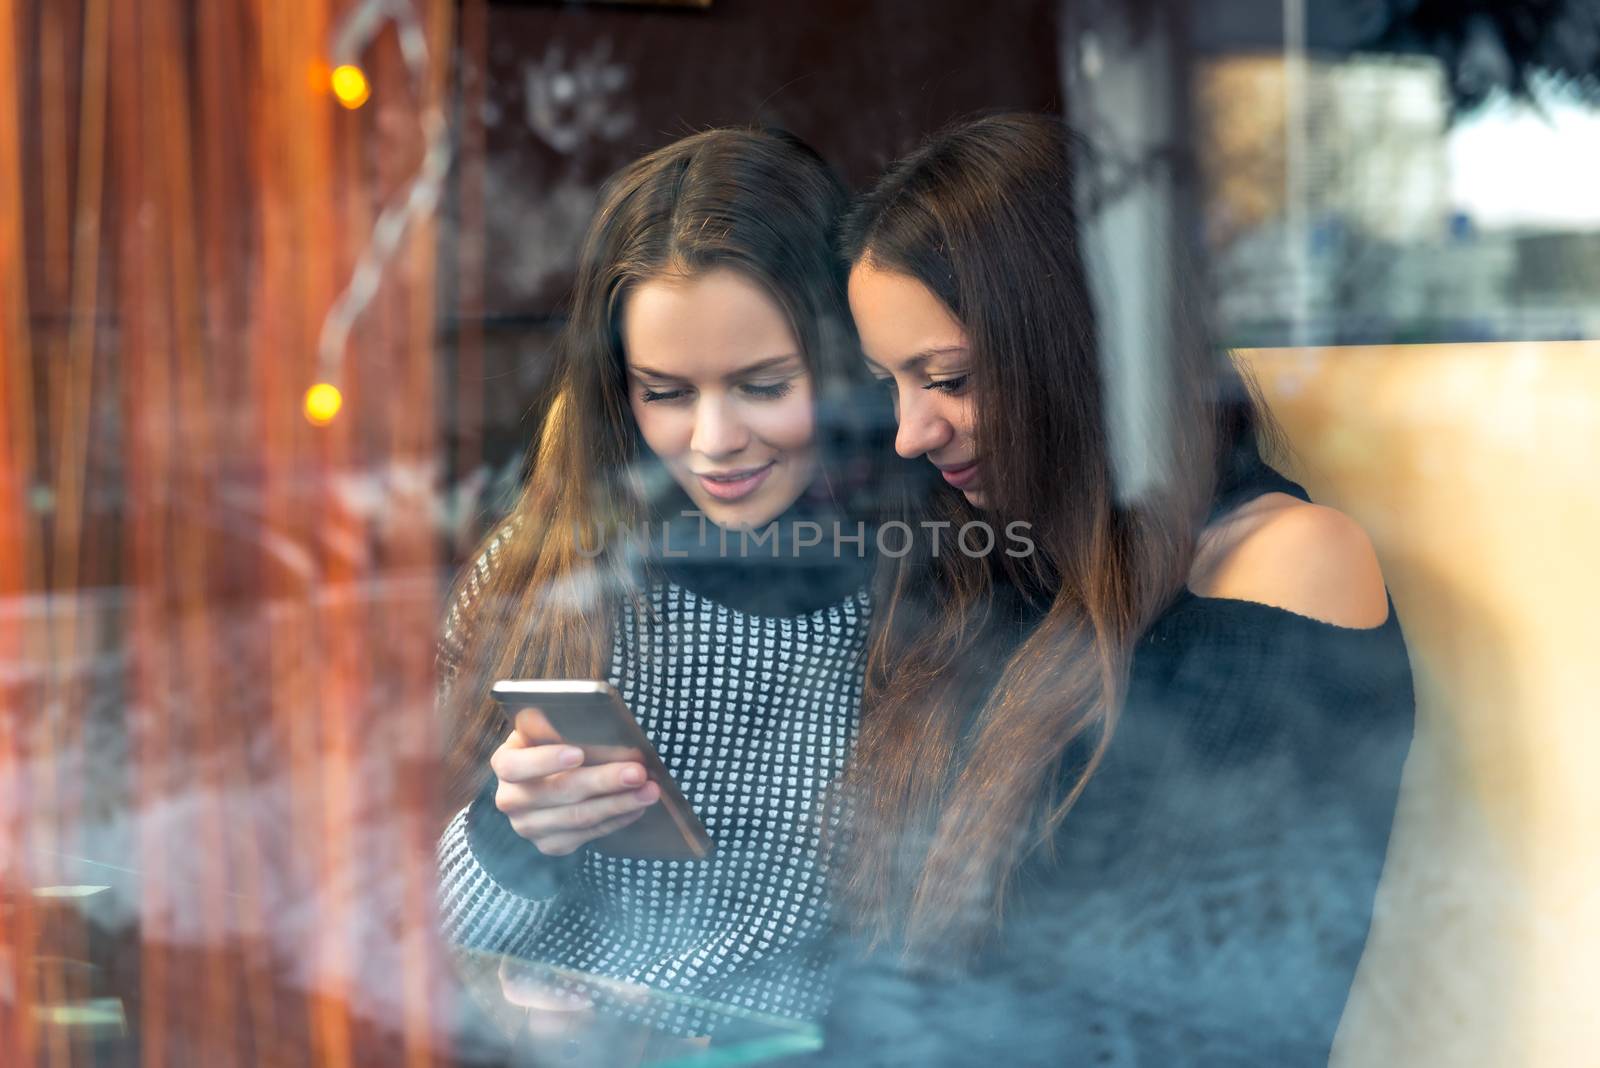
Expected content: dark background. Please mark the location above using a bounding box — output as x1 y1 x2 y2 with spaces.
439 0 1063 497
463 0 1061 318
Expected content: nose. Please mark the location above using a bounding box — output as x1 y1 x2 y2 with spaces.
689 393 751 460
893 388 953 460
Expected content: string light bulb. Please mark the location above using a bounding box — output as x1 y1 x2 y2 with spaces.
304 382 344 426
318 0 448 397
330 64 370 109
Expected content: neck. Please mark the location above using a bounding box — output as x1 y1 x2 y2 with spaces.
636 482 872 615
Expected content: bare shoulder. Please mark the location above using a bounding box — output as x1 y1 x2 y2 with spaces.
1188 493 1390 629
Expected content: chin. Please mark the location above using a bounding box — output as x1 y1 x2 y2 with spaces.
690 495 782 533
962 489 989 509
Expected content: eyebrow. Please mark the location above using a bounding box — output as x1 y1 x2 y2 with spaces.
864 345 968 375
628 353 803 382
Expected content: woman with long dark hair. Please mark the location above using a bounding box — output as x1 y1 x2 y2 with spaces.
434 127 888 1036
824 113 1413 1064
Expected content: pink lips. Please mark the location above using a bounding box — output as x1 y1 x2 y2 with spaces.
696 462 774 502
938 461 981 490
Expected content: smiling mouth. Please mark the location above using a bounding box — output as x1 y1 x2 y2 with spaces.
937 460 981 490
695 462 775 502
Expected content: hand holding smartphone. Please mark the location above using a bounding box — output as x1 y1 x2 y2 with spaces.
490 681 714 861
486 717 658 858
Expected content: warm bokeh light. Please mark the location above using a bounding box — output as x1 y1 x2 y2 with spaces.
330 63 370 109
303 382 343 425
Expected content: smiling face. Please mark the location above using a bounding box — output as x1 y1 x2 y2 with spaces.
847 261 986 507
622 267 819 530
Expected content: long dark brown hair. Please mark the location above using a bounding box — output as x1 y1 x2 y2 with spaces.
438 128 877 813
835 113 1271 959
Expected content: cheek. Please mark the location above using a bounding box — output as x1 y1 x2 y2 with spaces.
751 387 816 453
630 399 690 460
945 394 978 443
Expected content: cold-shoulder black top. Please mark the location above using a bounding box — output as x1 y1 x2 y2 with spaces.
819 460 1415 1067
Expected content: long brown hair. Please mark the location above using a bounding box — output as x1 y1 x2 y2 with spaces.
438 128 874 813
835 113 1270 959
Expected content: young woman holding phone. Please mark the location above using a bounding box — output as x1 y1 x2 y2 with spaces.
822 113 1415 1065
434 128 888 1036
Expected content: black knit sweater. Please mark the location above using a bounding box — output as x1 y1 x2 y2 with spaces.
818 464 1416 1066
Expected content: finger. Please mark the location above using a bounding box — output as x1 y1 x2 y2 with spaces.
531 806 648 857
518 760 650 807
504 982 589 1012
523 1000 595 1043
490 742 585 786
498 958 593 1012
500 963 596 1043
509 783 657 842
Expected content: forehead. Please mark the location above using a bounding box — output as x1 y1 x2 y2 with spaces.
621 268 799 376
847 263 966 366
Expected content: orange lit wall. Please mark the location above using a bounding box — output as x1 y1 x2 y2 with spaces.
1243 341 1600 1067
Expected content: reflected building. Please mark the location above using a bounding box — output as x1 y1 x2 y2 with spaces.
1199 54 1600 345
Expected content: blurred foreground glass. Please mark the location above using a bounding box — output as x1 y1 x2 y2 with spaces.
451 948 820 1068
5 0 1598 1065
3 0 456 1063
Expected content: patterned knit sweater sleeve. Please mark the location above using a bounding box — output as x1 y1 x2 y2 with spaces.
435 521 871 1033
434 527 576 958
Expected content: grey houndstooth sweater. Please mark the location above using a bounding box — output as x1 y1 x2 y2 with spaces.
435 520 870 1035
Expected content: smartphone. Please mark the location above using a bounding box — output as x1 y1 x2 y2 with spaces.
490 680 714 861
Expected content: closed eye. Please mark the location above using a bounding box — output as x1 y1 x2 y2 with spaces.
924 374 970 395
739 380 795 400
640 387 689 403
